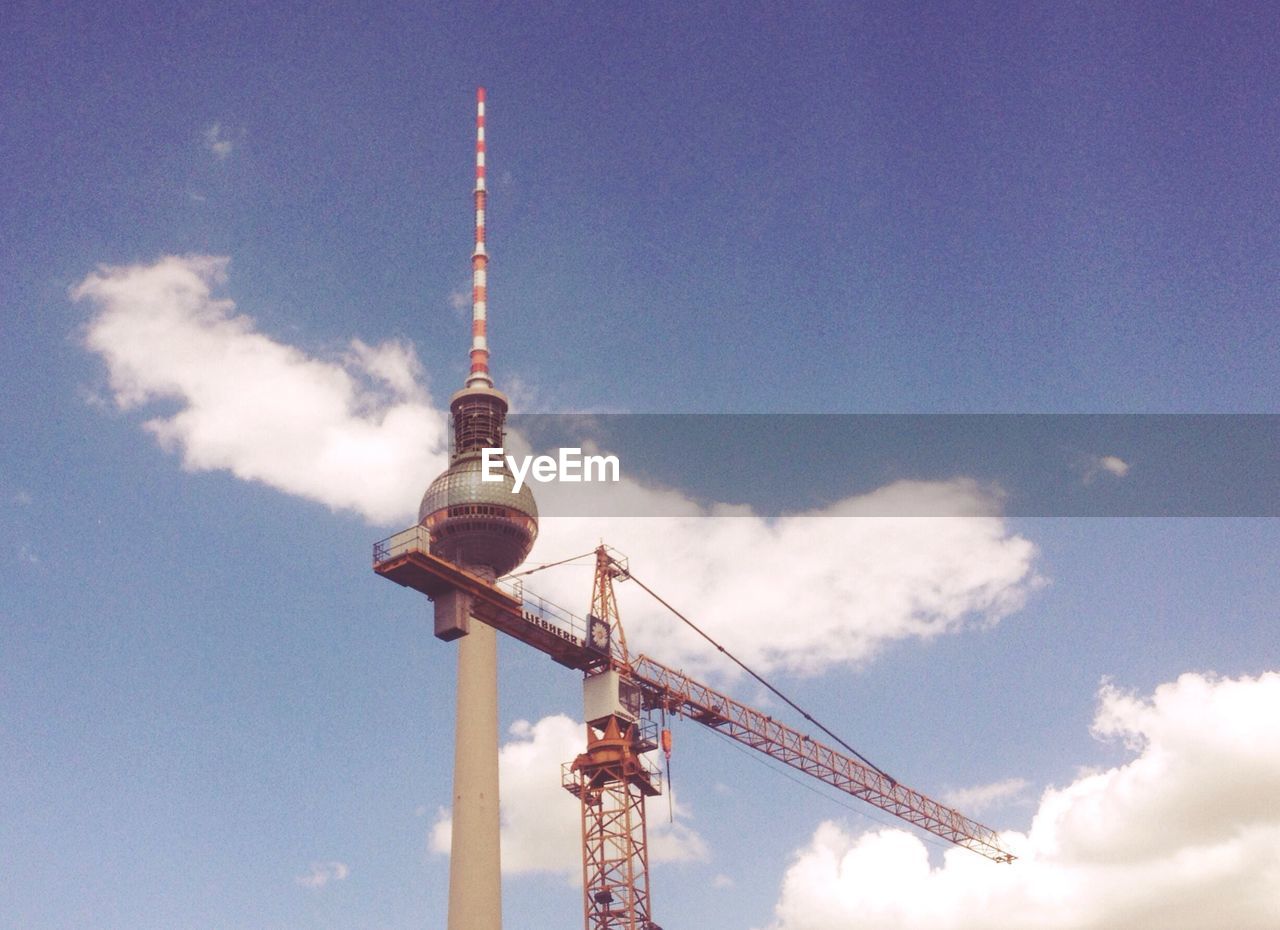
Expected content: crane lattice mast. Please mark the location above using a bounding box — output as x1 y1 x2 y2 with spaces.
561 549 660 930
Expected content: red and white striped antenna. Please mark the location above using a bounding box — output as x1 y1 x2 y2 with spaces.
467 87 493 389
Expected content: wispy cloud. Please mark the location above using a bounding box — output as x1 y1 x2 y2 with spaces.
940 777 1030 815
448 288 469 317
203 123 237 160
1081 452 1131 484
499 371 548 414
295 861 349 889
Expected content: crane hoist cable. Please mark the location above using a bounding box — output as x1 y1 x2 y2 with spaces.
503 551 597 579
623 568 896 784
660 707 674 823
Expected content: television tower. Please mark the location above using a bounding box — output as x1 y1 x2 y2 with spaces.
417 87 538 930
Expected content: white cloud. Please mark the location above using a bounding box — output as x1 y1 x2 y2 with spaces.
75 255 1038 673
74 256 447 524
1081 452 1131 484
431 714 706 879
497 371 548 414
1098 455 1130 477
764 671 1280 930
203 123 235 159
295 861 350 889
528 485 1039 676
941 778 1030 816
428 806 451 856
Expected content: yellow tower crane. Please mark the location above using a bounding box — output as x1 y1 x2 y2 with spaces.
373 533 1015 930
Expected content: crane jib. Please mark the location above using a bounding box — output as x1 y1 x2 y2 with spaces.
627 654 1015 864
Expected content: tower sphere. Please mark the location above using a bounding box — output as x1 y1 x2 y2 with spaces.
418 389 538 577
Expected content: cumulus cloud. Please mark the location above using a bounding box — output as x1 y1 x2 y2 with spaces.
764 671 1280 930
75 255 1037 674
527 488 1039 676
295 861 349 889
430 714 706 878
74 256 447 523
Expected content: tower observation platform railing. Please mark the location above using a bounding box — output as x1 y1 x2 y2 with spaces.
373 526 590 668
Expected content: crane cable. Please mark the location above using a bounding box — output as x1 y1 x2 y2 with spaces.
503 551 597 579
623 568 896 784
661 704 674 824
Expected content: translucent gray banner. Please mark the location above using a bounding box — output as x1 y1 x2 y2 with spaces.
481 415 1279 517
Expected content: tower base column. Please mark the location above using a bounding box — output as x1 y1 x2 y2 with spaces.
445 580 502 930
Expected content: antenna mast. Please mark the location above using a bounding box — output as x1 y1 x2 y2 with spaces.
468 86 493 388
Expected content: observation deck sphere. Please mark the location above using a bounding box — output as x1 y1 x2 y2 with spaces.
418 452 538 577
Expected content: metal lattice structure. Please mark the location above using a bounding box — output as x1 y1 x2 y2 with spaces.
628 654 1013 862
560 548 661 930
374 536 1017 930
563 714 661 930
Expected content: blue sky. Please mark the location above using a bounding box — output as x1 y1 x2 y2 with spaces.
3 3 1279 929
